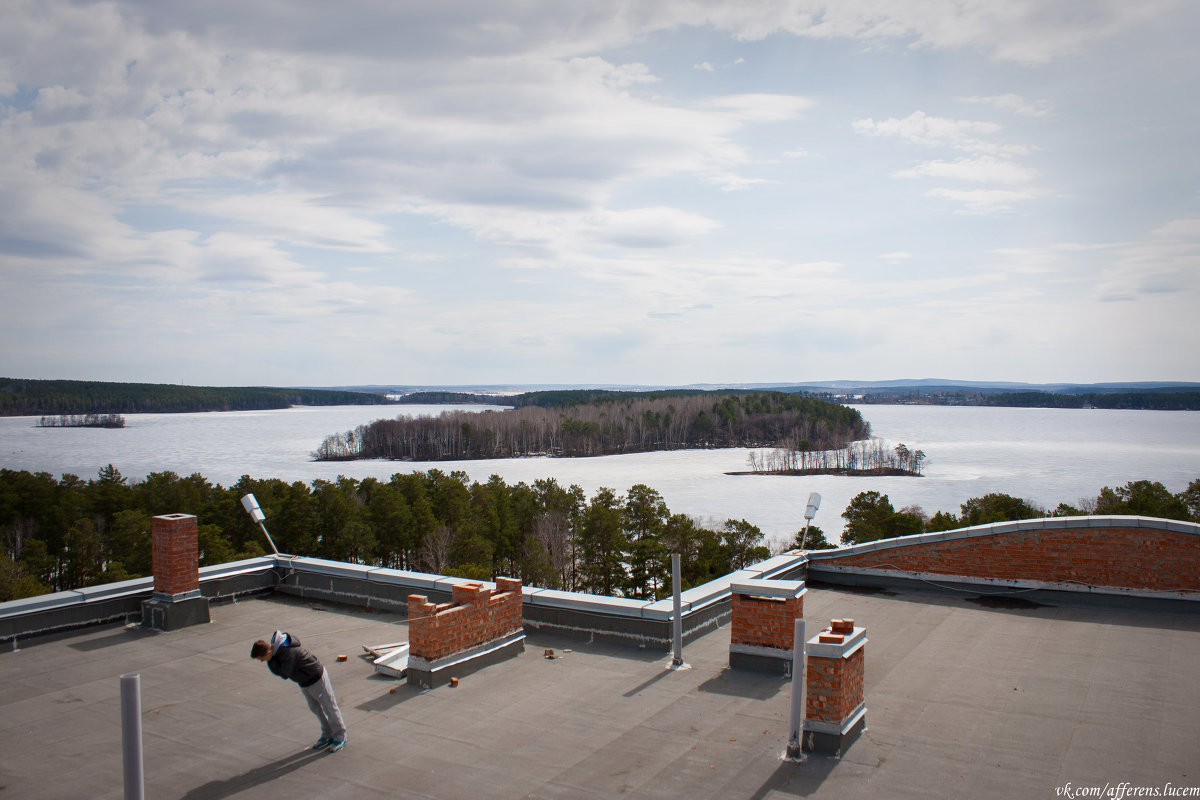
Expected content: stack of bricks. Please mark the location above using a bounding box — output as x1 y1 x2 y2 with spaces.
151 514 200 597
730 587 804 652
408 577 523 662
804 618 867 755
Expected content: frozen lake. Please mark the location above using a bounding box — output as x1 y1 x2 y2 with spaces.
2 403 1197 547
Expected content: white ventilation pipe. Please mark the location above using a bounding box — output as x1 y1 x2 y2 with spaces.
786 618 806 760
671 553 683 667
121 673 144 800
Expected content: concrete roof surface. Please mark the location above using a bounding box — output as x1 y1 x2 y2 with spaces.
2 586 1199 800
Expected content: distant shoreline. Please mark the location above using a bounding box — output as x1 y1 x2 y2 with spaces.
0 377 393 417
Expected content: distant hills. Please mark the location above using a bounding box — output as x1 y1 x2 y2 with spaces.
335 380 1200 411
3 377 1198 417
322 379 1200 396
766 379 1200 395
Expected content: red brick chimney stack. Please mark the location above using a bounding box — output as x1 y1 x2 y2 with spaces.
142 513 210 631
151 514 200 598
803 618 867 755
729 578 806 674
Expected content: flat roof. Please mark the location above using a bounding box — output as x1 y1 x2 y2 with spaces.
3 585 1198 799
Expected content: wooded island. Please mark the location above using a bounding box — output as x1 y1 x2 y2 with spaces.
314 390 868 461
734 439 925 477
37 413 126 429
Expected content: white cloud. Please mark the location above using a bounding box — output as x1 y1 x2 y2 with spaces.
1150 218 1200 239
181 192 394 254
0 0 1196 384
589 207 722 248
924 187 1041 214
1050 242 1126 252
0 5 807 283
894 156 1040 184
853 111 1026 156
857 112 1042 213
987 243 1122 277
1095 217 1200 301
688 0 1186 65
985 223 1200 312
961 93 1053 117
699 93 812 122
0 175 135 268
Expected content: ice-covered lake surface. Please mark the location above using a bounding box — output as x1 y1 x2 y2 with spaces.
3 403 1197 546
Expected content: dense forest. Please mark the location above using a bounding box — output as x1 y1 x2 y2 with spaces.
990 391 1200 410
314 390 868 461
395 388 784 409
0 378 393 416
0 467 772 602
394 391 505 405
2 466 1196 603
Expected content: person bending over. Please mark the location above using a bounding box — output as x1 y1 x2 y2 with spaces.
251 630 347 752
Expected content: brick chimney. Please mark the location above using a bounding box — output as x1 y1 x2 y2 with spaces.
141 514 210 631
729 578 806 674
405 577 524 688
151 514 201 598
803 618 866 755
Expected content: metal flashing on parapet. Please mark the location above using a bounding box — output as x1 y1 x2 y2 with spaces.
808 564 1200 602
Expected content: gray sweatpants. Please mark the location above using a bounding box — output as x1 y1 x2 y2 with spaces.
301 669 346 742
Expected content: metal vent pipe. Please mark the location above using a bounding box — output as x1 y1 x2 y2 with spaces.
786 618 806 760
121 673 144 800
671 553 684 667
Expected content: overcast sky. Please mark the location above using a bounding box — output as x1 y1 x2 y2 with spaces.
2 1 1198 387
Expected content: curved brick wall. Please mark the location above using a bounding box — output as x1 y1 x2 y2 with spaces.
807 516 1200 597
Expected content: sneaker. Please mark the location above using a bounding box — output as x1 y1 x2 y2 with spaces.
327 739 346 753
312 736 333 751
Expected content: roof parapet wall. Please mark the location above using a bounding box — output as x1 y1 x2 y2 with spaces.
277 553 808 647
7 515 1194 645
0 551 809 647
0 557 279 643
